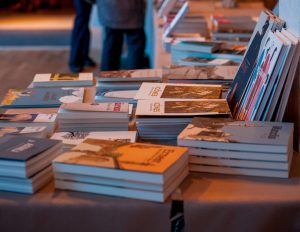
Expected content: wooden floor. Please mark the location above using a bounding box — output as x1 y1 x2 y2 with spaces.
0 49 100 102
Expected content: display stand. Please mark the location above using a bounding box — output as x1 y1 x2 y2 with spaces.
279 0 300 151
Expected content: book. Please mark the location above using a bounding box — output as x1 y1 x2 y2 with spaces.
163 2 189 38
0 113 57 132
0 135 62 178
54 167 188 202
176 57 235 66
177 118 293 153
0 87 84 108
0 165 52 194
53 139 188 185
158 0 178 17
162 65 238 83
32 73 93 87
226 10 284 117
0 126 48 138
236 30 284 120
97 69 162 82
171 41 222 53
134 83 222 100
51 131 137 150
136 99 231 116
189 163 290 178
58 102 129 119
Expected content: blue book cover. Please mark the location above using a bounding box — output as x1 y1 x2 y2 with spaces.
0 135 60 161
0 87 84 108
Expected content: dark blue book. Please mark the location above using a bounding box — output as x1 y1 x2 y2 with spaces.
0 135 62 178
0 87 84 108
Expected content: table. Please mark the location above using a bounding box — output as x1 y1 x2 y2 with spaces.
0 155 300 232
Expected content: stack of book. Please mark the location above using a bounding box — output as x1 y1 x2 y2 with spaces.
51 131 137 151
57 102 129 132
211 15 257 44
162 65 238 92
0 87 84 108
136 99 231 140
53 138 189 202
134 82 228 140
171 42 246 64
95 69 162 103
0 135 62 193
162 2 208 41
31 73 93 88
0 113 57 133
177 118 294 178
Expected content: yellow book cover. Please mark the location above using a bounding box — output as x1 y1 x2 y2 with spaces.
54 139 188 174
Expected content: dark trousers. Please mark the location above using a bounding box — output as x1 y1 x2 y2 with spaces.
69 0 92 68
101 27 146 71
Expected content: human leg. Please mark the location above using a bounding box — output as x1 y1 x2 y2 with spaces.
69 0 92 72
101 28 124 71
125 28 146 69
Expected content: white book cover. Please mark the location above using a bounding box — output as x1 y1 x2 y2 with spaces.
60 102 129 113
51 131 137 146
158 0 178 17
134 83 222 100
136 99 230 116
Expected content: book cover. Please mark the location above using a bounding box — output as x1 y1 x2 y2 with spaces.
0 88 84 108
178 117 293 151
98 69 162 82
0 126 47 137
0 113 56 123
136 99 230 116
51 131 137 146
0 135 60 161
236 30 283 120
226 11 280 117
60 102 129 113
134 83 222 100
33 73 93 86
54 139 188 174
163 65 238 81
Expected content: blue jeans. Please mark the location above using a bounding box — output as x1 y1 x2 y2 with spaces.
69 0 92 69
101 27 146 71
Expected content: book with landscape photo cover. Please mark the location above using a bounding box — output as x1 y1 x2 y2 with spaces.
0 88 84 108
177 117 293 152
162 65 238 81
32 73 93 87
134 83 222 100
53 138 188 177
51 131 137 146
136 99 231 116
98 69 162 82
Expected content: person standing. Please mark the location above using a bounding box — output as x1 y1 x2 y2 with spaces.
96 0 147 71
69 0 96 73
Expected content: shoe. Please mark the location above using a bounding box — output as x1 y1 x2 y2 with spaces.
84 57 97 67
69 65 83 73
